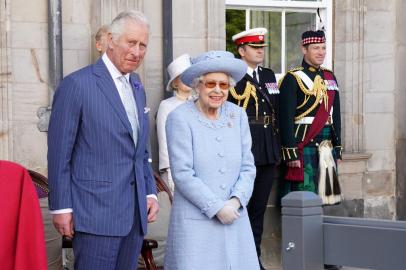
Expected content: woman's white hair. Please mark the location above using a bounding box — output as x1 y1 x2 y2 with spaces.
110 10 150 41
190 75 236 91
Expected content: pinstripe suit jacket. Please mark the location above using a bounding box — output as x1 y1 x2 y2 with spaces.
47 58 156 236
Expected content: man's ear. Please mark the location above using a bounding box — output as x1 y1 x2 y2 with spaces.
237 46 245 58
301 44 307 55
95 41 102 52
107 32 114 49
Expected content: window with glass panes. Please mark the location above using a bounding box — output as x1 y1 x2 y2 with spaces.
225 0 332 79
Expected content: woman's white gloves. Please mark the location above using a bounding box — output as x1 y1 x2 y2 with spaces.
216 197 242 225
226 197 241 210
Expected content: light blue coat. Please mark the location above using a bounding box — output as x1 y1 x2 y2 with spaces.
164 100 259 270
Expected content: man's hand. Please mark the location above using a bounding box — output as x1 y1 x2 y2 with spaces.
147 197 159 223
53 213 74 238
287 160 301 168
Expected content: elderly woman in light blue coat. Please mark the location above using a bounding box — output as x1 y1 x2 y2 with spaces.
164 51 259 270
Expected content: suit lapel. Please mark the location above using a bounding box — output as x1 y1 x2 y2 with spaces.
258 67 265 87
92 59 133 136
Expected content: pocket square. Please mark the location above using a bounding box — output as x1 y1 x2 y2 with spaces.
144 107 150 114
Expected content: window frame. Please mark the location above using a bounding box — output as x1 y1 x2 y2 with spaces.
226 0 333 77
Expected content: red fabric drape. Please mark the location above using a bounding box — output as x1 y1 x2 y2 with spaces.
0 160 47 270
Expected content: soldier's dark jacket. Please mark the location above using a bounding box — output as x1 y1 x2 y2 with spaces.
278 60 342 162
228 66 281 165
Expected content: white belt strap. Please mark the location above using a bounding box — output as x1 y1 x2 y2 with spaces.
295 116 333 125
294 70 314 89
295 117 315 124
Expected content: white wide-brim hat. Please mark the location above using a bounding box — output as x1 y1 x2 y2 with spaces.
166 53 192 91
181 51 247 87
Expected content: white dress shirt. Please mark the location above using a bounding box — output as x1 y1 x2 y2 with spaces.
247 66 259 82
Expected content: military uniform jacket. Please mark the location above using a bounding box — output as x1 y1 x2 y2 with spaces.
278 60 342 162
228 66 281 166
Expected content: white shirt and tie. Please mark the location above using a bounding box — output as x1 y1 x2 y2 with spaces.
247 66 260 84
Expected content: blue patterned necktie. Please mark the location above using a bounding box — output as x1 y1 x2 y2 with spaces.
119 75 139 147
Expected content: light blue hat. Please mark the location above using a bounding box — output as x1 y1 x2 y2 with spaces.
181 51 247 87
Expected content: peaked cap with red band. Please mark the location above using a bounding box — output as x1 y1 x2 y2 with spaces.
301 30 326 45
232 27 268 47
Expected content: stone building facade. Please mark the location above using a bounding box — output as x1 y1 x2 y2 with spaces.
1 0 405 267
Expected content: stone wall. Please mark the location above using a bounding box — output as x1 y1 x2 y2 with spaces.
334 0 397 219
0 0 226 173
396 0 406 220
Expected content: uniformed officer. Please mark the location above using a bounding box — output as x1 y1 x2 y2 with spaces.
228 27 281 270
278 30 343 227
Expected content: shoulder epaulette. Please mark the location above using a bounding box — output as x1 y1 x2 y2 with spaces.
288 66 304 73
321 66 333 73
278 66 303 87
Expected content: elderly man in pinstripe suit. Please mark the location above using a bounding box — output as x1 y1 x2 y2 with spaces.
47 10 159 270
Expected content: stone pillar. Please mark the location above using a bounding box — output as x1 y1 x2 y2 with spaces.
0 0 11 160
361 0 396 219
334 0 396 219
396 0 406 220
207 0 226 50
334 0 366 153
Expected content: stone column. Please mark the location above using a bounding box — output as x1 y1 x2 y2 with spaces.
334 0 397 219
0 0 11 160
396 0 406 220
334 0 366 153
207 0 226 50
333 0 371 218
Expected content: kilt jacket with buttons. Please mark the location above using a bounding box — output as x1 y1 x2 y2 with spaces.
278 60 342 162
164 100 258 269
228 66 281 166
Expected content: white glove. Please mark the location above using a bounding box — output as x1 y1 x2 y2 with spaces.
216 204 240 225
226 197 241 210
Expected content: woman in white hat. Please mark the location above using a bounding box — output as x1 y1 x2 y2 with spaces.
164 51 259 270
156 54 193 192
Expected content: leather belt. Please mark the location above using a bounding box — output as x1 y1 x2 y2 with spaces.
248 115 272 126
294 116 333 125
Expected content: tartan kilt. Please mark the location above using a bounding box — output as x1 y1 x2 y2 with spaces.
282 126 337 195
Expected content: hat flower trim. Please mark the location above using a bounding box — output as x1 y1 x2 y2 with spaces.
201 51 223 61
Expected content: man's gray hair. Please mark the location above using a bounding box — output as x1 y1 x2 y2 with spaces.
110 10 150 41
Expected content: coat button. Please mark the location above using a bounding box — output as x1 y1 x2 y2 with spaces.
220 184 226 189
216 136 222 142
217 152 224 157
130 181 135 186
219 168 226 174
262 99 265 102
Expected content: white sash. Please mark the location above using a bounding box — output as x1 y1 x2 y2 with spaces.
294 70 314 89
